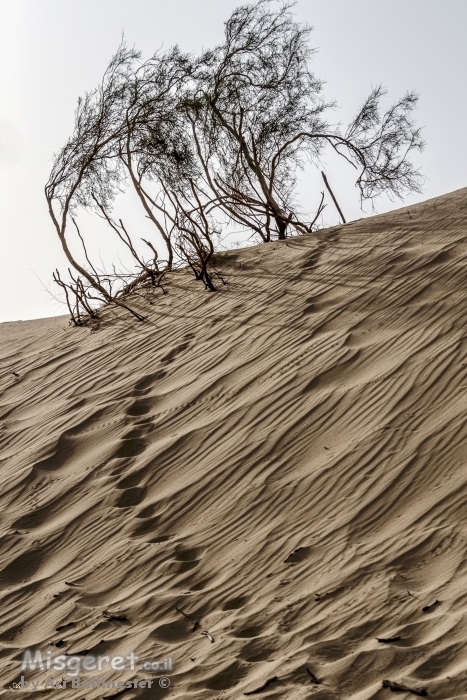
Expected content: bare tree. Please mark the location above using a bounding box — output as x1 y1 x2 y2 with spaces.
46 0 424 323
45 44 136 288
116 45 195 270
186 0 424 240
45 43 191 320
114 48 226 291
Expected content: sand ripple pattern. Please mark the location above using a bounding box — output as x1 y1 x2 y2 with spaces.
2 189 467 698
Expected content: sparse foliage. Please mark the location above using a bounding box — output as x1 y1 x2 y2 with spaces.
46 0 424 323
185 0 331 241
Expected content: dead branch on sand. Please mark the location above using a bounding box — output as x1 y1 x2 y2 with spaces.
382 679 427 696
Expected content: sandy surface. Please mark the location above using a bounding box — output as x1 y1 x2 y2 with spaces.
2 188 467 698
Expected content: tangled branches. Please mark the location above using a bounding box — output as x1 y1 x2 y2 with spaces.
46 0 424 324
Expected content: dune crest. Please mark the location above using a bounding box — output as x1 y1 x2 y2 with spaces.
2 188 467 698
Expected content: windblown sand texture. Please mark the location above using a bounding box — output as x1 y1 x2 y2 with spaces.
2 189 467 699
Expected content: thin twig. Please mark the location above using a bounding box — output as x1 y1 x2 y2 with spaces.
321 172 346 224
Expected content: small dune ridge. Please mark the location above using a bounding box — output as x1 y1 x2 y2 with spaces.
2 188 467 698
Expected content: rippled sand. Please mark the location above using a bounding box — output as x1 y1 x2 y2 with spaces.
2 188 467 698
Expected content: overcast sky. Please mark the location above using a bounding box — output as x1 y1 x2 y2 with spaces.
1 0 466 322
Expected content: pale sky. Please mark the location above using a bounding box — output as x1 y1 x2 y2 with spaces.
1 0 466 322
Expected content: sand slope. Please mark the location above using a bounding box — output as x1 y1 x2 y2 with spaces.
2 188 467 698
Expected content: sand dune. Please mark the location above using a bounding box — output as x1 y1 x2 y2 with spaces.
2 188 467 698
